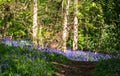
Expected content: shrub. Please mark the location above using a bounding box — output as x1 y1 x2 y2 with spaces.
92 58 120 76
0 43 10 56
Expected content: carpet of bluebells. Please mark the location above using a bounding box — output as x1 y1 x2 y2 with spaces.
1 38 120 76
1 38 113 61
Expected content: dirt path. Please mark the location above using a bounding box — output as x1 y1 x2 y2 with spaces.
52 61 97 76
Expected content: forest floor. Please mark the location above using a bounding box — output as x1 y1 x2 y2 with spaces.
52 60 97 76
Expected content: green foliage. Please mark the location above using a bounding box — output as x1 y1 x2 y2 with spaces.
96 0 120 53
0 43 10 56
0 0 119 55
0 43 69 76
0 0 14 2
0 1 32 38
92 58 120 76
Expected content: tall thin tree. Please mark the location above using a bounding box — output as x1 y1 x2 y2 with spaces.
73 0 78 50
32 0 38 46
62 0 70 51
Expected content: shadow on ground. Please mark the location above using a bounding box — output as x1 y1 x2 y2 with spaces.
52 61 97 76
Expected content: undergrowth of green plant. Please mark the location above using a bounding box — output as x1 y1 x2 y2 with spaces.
0 43 68 76
92 58 120 76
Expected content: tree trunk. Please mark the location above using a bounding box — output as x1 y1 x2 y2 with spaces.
37 25 44 48
32 0 38 46
62 0 70 51
73 0 78 51
3 22 10 38
61 0 64 16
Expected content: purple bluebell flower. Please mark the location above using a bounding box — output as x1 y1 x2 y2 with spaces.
1 39 115 61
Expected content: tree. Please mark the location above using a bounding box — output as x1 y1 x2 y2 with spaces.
62 0 70 51
73 0 78 50
32 0 38 46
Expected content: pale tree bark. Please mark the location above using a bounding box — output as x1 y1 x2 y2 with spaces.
62 0 70 51
73 0 78 50
3 22 10 37
32 0 38 46
61 0 64 16
37 24 44 48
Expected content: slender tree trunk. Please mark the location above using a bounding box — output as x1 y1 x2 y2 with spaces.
73 0 78 51
61 0 64 16
3 22 10 37
32 0 38 46
62 0 70 51
37 25 44 48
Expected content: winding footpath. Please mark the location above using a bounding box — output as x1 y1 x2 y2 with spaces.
53 60 97 76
